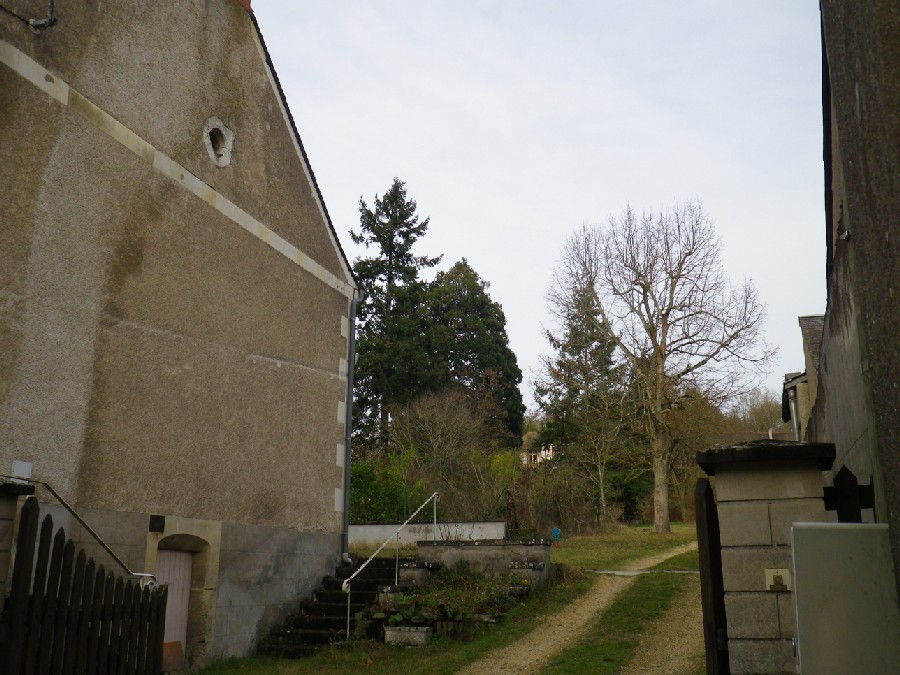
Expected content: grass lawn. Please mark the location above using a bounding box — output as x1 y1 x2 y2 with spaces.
201 524 698 674
552 522 697 571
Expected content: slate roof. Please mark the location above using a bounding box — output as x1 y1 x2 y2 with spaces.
798 315 825 372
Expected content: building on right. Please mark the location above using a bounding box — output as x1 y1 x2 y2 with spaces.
780 2 900 671
695 4 900 672
804 0 900 567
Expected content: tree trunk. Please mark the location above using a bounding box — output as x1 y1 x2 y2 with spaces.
652 452 670 533
598 465 607 523
652 428 672 533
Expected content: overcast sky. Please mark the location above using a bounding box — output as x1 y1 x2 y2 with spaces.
255 1 826 410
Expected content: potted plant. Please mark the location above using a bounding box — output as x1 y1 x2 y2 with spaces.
381 599 434 646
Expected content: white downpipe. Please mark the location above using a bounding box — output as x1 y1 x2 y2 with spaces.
342 294 363 564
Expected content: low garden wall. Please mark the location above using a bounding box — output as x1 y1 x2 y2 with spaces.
349 521 506 548
416 539 553 589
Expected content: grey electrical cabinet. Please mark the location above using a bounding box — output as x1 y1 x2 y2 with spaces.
792 523 900 673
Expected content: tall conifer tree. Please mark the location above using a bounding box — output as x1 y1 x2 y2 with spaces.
351 178 441 448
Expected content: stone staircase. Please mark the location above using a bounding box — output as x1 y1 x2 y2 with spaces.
260 557 398 657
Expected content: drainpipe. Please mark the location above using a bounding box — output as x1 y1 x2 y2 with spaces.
341 293 363 563
788 387 800 441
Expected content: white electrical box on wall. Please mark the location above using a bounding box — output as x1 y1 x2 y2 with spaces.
11 460 32 483
793 523 900 674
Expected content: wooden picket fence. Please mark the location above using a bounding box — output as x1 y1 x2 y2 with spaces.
0 497 168 674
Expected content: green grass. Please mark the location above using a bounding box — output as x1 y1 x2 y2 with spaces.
552 522 697 571
201 524 699 675
537 549 701 674
653 548 699 571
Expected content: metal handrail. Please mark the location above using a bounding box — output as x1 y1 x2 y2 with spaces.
0 474 156 585
341 491 439 637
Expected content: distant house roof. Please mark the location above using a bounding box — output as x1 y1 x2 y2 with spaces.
798 315 825 371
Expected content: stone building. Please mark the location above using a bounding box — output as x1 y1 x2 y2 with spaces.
1 0 356 667
697 3 900 672
810 0 899 565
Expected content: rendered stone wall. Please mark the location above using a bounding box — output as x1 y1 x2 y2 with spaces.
0 1 353 531
4 498 340 667
417 540 552 589
816 0 900 588
349 521 507 549
0 2 354 666
0 485 32 614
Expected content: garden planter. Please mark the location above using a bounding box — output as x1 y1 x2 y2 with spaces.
384 625 433 646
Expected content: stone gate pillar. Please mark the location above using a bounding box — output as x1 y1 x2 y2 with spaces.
0 480 35 613
697 440 835 675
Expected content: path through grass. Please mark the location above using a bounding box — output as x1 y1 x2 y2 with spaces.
539 549 701 674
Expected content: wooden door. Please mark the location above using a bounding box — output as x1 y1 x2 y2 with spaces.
157 549 192 667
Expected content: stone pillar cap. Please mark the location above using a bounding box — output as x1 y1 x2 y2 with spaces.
0 481 36 496
696 439 835 476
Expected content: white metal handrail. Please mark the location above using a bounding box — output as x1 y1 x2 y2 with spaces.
341 491 439 637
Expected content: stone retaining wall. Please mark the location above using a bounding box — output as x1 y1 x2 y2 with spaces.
417 539 552 589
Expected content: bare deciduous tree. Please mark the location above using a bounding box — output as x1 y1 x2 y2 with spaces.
537 224 637 523
734 388 785 435
592 202 774 533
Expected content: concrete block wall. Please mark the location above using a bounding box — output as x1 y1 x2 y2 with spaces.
698 442 835 675
213 523 340 659
716 461 828 673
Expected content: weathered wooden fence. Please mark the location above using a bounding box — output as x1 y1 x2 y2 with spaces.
0 497 168 674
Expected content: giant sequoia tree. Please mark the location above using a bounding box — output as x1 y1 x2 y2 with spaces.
592 202 774 532
428 259 525 441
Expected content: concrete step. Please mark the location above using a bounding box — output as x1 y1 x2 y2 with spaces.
315 588 376 604
287 614 352 631
266 627 344 646
260 558 420 655
300 601 368 616
321 576 384 592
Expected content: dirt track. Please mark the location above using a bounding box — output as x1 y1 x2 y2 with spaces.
457 542 699 675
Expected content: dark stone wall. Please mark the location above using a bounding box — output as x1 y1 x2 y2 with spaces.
815 0 900 593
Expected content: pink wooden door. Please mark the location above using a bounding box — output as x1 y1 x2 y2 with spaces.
157 550 192 652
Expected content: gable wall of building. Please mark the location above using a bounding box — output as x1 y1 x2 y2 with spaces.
0 1 354 530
